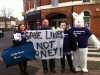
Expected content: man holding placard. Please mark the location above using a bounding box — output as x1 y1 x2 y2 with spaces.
25 19 64 74
39 19 56 74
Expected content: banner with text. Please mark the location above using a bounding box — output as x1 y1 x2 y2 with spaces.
26 30 64 60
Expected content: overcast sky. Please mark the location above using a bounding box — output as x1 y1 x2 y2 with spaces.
0 0 24 20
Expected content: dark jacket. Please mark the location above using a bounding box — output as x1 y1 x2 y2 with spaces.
39 26 52 30
67 30 77 51
63 29 77 52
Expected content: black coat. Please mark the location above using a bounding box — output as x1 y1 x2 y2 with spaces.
67 30 77 51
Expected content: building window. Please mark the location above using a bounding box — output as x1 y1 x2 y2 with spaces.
84 11 91 29
34 0 37 9
83 0 90 2
51 0 59 6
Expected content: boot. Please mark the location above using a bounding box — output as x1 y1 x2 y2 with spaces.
75 67 81 72
70 68 77 73
43 70 48 74
50 69 56 73
82 67 88 73
61 68 65 73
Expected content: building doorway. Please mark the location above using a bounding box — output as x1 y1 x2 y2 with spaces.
46 13 67 29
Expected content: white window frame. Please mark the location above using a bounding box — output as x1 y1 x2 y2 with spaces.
84 11 91 29
34 0 37 9
51 0 59 7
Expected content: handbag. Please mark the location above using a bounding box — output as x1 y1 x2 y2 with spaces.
2 42 36 67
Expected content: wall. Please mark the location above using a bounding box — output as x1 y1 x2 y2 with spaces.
23 0 100 36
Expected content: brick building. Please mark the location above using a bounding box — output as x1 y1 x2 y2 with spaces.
23 0 100 36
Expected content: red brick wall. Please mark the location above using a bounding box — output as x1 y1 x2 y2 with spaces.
59 0 71 3
28 0 81 8
37 0 41 7
23 0 100 36
30 0 34 9
24 0 29 12
24 0 82 12
59 0 81 3
41 0 51 6
41 4 100 36
42 6 73 25
60 0 69 3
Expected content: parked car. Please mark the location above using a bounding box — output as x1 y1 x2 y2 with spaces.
0 28 4 38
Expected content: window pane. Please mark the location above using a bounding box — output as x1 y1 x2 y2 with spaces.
84 11 90 16
52 0 59 6
84 11 91 27
84 17 90 22
34 0 37 9
83 0 90 2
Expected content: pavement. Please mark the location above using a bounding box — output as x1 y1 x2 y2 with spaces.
0 31 100 75
0 31 39 75
0 60 39 75
36 69 100 75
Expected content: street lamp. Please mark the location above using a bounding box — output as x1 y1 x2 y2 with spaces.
71 0 74 27
40 0 42 26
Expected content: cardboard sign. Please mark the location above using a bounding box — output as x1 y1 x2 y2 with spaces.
26 30 64 59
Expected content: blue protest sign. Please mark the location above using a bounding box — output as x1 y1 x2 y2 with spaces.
2 42 36 67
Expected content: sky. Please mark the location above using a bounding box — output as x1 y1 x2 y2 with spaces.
0 0 24 20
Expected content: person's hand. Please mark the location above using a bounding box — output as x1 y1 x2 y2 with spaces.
18 38 22 41
96 45 100 50
98 47 100 50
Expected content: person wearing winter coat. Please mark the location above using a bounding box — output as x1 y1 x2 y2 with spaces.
60 22 77 73
13 24 29 75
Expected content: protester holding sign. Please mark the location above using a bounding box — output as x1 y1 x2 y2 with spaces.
39 19 56 74
13 24 29 75
60 22 77 73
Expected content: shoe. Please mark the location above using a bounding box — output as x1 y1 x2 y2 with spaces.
82 68 88 73
50 69 56 73
23 71 29 75
61 68 65 73
75 67 81 72
70 68 77 73
43 70 48 74
20 71 24 75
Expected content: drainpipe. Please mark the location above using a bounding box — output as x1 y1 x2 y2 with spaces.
71 0 74 27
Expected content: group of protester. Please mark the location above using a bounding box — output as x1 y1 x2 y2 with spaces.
13 12 100 75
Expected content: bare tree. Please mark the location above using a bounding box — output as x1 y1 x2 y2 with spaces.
0 8 12 28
